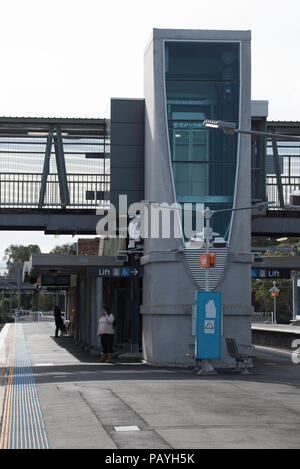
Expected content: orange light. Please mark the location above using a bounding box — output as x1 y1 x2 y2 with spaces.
200 253 216 268
209 253 216 267
200 254 210 268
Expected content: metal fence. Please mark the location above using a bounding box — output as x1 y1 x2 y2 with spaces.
252 312 273 323
266 176 300 207
0 120 110 209
0 172 110 208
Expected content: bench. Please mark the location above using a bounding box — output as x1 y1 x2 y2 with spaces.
290 315 300 326
225 338 255 375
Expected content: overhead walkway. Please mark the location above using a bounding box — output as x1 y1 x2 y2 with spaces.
0 117 110 234
252 121 300 236
0 116 299 236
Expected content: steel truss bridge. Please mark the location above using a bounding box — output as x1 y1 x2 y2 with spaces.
251 121 300 237
0 117 110 233
0 117 299 236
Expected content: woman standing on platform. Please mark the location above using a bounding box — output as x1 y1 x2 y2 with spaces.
97 307 115 363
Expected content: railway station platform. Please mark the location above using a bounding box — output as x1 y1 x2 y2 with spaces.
1 319 300 449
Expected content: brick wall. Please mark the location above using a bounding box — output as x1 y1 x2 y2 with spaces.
77 238 100 256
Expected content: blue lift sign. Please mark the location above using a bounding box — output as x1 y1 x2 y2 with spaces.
87 266 142 278
251 268 290 279
195 291 222 360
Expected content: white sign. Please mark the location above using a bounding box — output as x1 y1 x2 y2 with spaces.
205 299 216 318
204 320 215 334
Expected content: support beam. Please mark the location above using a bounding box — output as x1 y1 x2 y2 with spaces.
0 209 101 234
271 137 285 208
53 127 70 208
131 277 140 353
38 130 53 208
293 245 298 321
252 211 300 237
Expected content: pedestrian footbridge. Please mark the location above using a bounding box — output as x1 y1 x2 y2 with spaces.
0 116 299 236
0 116 109 234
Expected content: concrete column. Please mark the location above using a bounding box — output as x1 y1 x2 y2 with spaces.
131 277 140 353
95 277 103 352
142 29 252 366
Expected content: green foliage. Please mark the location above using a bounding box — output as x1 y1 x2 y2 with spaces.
39 292 56 312
251 237 279 247
251 236 300 323
50 243 75 254
3 244 41 274
252 278 293 323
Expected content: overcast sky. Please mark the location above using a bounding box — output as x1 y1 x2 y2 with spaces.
0 0 299 270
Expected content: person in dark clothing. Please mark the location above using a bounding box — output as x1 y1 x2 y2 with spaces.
53 305 66 338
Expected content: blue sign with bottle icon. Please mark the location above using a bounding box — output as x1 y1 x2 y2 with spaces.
195 291 222 360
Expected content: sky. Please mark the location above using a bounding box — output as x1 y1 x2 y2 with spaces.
0 0 299 271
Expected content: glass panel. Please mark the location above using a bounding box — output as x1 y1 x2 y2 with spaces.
166 81 240 122
173 162 236 198
171 129 209 162
165 41 240 238
166 42 240 82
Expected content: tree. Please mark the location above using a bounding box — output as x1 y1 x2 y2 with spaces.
40 292 56 312
251 236 300 323
252 278 293 323
50 243 75 255
3 244 41 275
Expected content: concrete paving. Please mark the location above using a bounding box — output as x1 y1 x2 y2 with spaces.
1 320 300 449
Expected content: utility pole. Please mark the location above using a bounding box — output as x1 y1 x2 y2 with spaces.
269 281 280 324
197 207 218 375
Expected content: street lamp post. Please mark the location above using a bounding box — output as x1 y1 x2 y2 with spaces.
204 207 213 292
142 199 272 372
196 202 271 375
203 120 300 141
204 119 300 324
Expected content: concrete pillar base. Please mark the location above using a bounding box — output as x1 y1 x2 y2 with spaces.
196 359 218 376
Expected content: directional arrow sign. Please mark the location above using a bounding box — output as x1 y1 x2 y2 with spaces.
87 266 142 278
253 268 290 279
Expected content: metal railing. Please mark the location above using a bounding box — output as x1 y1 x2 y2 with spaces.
266 175 300 207
0 172 110 208
252 312 273 323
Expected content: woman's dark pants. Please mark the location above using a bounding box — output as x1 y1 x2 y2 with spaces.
101 334 114 354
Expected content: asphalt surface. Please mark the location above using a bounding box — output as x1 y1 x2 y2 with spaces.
1 319 300 449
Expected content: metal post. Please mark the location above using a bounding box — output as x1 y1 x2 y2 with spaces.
271 137 285 208
37 289 40 323
53 127 70 208
131 276 140 353
17 263 21 315
205 208 211 292
56 290 59 307
10 292 12 318
292 245 298 321
198 207 217 375
269 281 279 324
39 130 53 208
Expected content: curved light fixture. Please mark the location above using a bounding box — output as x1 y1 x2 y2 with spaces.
203 120 236 134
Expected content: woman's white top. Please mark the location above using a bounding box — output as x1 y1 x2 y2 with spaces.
97 314 115 335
